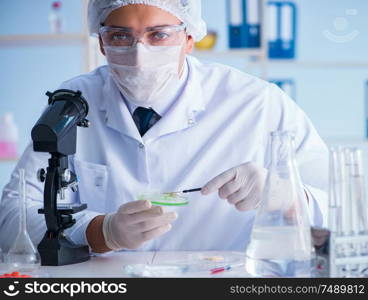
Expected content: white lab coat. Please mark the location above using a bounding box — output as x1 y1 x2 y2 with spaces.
0 56 328 252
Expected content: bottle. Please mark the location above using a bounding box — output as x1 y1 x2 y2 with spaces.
245 131 313 277
5 169 41 272
0 113 18 160
48 1 64 34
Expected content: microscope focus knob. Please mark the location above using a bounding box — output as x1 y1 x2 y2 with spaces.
77 119 90 128
70 182 78 193
37 168 46 182
62 169 71 183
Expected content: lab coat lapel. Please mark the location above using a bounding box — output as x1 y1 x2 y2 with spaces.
142 57 206 143
99 75 142 141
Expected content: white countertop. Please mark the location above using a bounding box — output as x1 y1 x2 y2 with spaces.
43 251 249 278
1 251 250 278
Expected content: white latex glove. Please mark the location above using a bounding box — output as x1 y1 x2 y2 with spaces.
102 200 177 250
201 162 268 211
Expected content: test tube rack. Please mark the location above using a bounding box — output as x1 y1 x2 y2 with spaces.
329 232 368 277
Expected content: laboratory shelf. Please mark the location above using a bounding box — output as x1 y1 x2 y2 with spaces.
192 50 368 69
0 158 18 162
0 0 92 71
248 59 368 69
193 48 266 58
193 0 270 79
0 33 87 46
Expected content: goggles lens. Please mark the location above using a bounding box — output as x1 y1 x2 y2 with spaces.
100 23 186 47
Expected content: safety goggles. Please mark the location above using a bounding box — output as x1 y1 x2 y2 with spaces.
99 23 187 47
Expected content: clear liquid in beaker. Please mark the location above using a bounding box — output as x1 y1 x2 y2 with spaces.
245 226 313 277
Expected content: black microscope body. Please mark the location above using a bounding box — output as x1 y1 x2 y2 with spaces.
31 89 90 266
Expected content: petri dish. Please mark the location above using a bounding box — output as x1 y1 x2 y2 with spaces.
122 252 246 277
137 192 189 207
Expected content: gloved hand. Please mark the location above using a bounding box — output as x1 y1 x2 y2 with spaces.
102 200 177 250
201 162 268 211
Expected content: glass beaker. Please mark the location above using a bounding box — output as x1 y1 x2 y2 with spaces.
5 169 41 272
245 131 313 277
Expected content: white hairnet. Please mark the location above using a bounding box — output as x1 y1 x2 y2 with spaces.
88 0 207 41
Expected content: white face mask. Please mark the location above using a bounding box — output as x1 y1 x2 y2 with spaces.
104 43 183 106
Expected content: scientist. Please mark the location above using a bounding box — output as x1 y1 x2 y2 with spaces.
0 0 328 253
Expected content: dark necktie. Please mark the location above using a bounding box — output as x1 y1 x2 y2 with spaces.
133 107 161 136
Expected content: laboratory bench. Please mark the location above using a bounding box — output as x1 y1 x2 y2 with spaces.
2 250 367 278
7 251 250 278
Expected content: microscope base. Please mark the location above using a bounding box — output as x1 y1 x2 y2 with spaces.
38 234 90 266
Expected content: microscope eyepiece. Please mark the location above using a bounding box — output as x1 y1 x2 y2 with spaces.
46 89 89 116
31 89 89 155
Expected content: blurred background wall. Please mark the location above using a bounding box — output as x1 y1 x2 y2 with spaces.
0 0 367 190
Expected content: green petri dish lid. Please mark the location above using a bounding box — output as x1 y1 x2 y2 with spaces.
137 192 189 207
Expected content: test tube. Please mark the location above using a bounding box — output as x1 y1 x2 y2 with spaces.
328 148 342 234
342 148 353 238
347 148 365 276
348 149 367 235
349 148 368 277
350 149 368 235
329 147 346 276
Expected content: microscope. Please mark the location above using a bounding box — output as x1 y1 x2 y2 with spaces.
31 89 90 266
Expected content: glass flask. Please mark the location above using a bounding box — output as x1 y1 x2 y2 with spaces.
5 169 41 271
245 131 313 277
